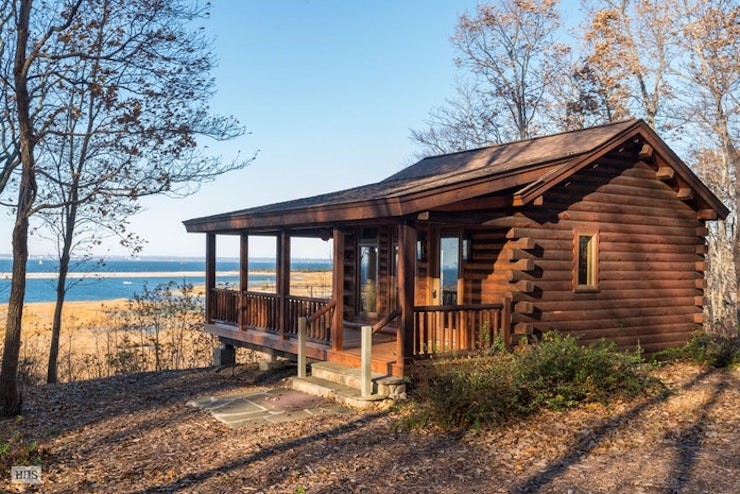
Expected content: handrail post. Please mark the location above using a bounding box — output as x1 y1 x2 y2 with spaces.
298 317 307 378
361 325 372 398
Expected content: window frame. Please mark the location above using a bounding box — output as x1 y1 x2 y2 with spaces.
573 228 600 292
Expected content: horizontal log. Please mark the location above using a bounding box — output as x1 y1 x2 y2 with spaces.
696 226 709 237
552 181 681 202
517 304 698 324
573 172 670 192
512 287 701 303
512 280 534 293
693 313 704 324
528 312 698 332
600 270 700 281
599 232 702 246
600 251 702 263
599 279 698 291
696 244 708 254
600 260 704 273
601 241 703 255
695 279 706 289
696 261 706 272
547 198 697 220
511 237 536 249
507 227 573 241
522 296 698 312
510 258 535 271
564 322 697 341
545 189 696 212
694 296 704 306
502 248 538 261
514 301 534 314
551 209 701 230
656 166 674 180
514 323 533 335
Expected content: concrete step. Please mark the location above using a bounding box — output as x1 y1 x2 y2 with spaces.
288 376 386 410
310 361 386 394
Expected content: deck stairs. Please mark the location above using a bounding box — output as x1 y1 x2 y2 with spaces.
289 361 406 410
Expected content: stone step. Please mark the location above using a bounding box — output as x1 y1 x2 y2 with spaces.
311 361 385 393
310 362 407 400
288 376 386 410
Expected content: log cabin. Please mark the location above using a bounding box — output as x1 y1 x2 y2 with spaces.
183 119 728 378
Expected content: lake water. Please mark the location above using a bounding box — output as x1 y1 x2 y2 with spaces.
0 257 331 304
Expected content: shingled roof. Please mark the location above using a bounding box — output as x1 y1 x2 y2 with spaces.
183 119 727 233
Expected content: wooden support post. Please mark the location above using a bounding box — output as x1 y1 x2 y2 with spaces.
277 231 291 339
360 325 372 397
298 317 307 378
205 233 216 324
502 292 513 348
239 232 249 330
331 228 345 352
396 222 417 377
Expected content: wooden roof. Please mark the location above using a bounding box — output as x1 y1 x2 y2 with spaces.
184 119 728 234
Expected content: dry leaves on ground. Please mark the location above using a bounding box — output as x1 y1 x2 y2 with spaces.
0 362 737 493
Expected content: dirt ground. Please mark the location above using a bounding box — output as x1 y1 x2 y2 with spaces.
0 362 737 493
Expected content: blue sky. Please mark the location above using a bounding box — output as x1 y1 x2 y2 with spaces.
2 0 582 260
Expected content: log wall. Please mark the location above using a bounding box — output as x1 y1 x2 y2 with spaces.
503 158 705 352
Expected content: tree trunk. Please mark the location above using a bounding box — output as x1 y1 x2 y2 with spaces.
46 219 74 384
1 0 36 416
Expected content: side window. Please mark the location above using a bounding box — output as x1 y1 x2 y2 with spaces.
574 230 599 291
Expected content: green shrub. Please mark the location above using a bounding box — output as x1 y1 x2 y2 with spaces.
652 331 740 368
405 332 650 430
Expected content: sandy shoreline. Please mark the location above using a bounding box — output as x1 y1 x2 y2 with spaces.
0 269 299 280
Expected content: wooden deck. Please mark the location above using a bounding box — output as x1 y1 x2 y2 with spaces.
205 321 400 376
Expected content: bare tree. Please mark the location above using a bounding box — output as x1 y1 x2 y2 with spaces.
581 0 676 131
0 0 251 413
411 0 569 155
410 80 506 155
672 0 739 334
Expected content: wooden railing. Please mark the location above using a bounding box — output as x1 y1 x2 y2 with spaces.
244 291 280 333
208 289 332 342
210 288 240 326
412 303 506 356
289 296 334 343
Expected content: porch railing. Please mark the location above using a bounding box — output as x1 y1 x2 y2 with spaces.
210 288 240 326
412 303 505 356
243 291 280 333
289 296 334 343
209 288 332 342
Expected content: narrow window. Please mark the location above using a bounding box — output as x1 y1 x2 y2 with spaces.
359 242 379 314
575 231 599 291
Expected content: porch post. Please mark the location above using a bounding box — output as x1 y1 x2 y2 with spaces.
277 230 291 339
205 233 216 324
239 232 249 330
331 227 345 352
396 222 416 376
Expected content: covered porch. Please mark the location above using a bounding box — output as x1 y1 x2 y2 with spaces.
202 224 513 377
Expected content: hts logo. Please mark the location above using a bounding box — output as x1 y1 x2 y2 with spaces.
11 466 42 484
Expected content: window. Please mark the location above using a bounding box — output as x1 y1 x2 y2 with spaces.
575 230 599 291
439 235 460 305
359 241 379 314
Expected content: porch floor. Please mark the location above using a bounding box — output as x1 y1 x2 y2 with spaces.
326 326 399 376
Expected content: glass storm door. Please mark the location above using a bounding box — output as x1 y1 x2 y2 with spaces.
439 235 460 305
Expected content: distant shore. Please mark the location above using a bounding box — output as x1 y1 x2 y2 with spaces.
0 269 291 280
0 270 332 329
